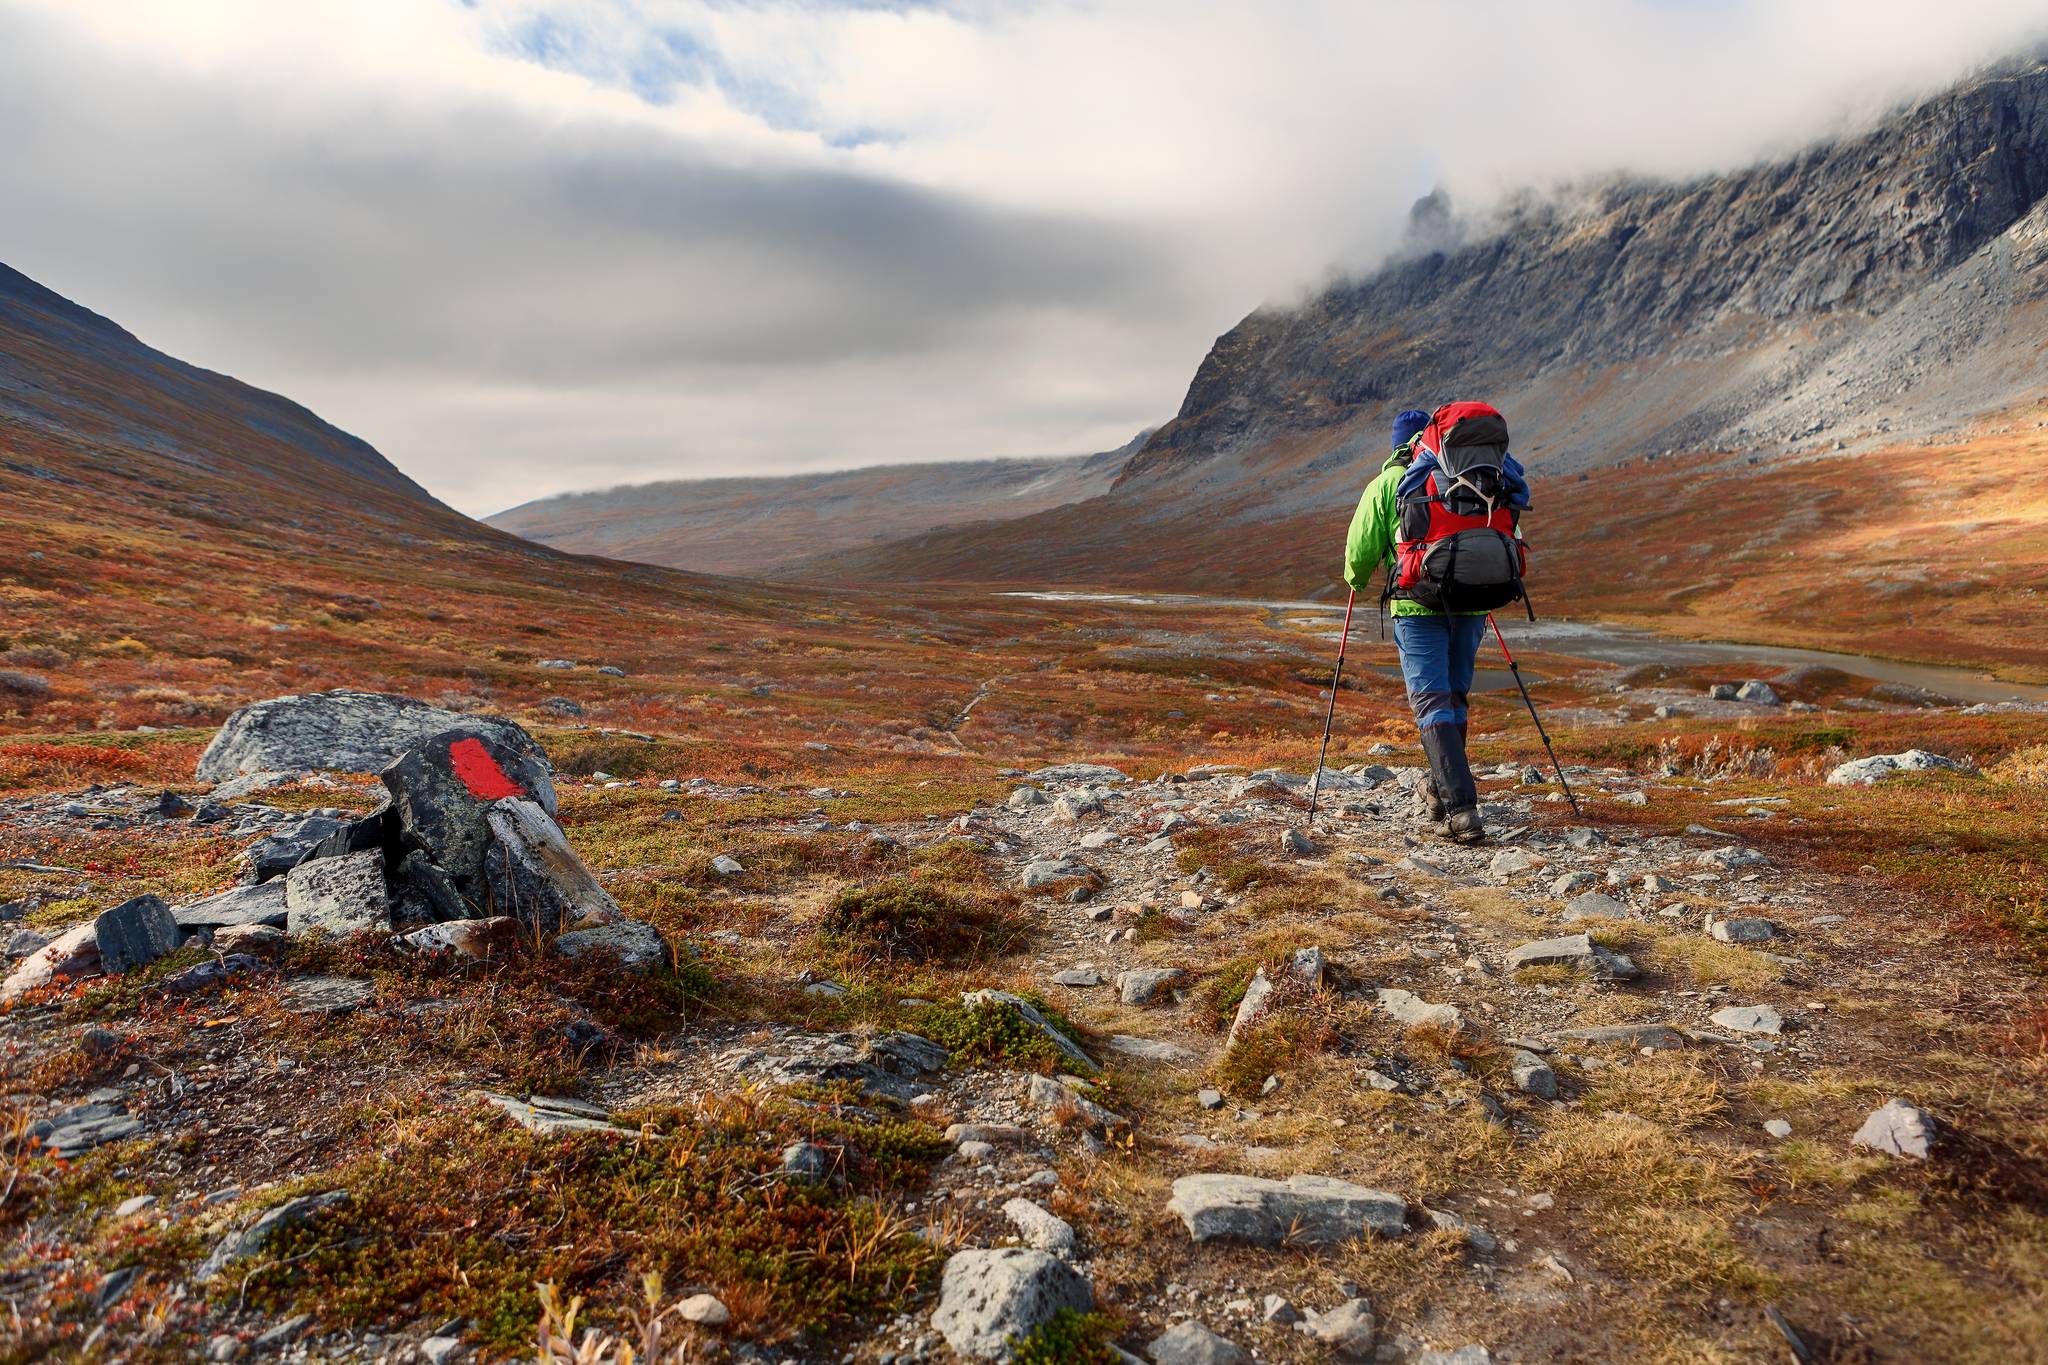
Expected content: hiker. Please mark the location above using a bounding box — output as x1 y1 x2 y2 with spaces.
1343 403 1529 843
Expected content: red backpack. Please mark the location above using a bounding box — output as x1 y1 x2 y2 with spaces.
1390 401 1531 615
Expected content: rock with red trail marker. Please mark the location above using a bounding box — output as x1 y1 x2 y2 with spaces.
196 689 551 788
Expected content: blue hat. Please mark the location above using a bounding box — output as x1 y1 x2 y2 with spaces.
1392 409 1431 450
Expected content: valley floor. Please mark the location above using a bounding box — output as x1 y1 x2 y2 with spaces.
4 595 2046 1365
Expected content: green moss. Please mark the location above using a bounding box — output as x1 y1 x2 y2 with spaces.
819 877 1023 966
919 997 1092 1075
1010 1309 1122 1364
1192 959 1257 1033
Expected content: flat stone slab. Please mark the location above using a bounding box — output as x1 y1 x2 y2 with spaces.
284 849 390 937
1376 988 1462 1031
1028 763 1129 785
1116 967 1185 1005
1166 1173 1407 1246
1505 933 1638 980
281 975 376 1015
174 882 289 930
1561 892 1629 922
474 1091 637 1137
1709 1004 1784 1035
1148 1319 1248 1365
1106 1034 1198 1065
32 1103 142 1158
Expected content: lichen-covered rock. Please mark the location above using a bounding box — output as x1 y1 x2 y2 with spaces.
197 1191 349 1280
173 882 289 931
1166 1173 1407 1246
94 894 182 974
930 1247 1092 1359
383 730 559 896
482 797 623 933
553 917 669 972
1147 1319 1247 1365
1826 750 1974 785
198 690 550 788
284 849 390 937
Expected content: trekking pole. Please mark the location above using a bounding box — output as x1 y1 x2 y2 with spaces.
1305 590 1358 828
1486 613 1581 816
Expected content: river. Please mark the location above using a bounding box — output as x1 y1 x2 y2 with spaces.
996 591 2048 705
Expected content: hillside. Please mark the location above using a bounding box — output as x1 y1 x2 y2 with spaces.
802 57 2048 627
4 256 2048 1365
487 438 1138 576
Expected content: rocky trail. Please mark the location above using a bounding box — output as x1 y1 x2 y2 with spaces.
4 687 2041 1364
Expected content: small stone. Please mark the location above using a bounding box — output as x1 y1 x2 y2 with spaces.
781 1141 832 1184
1510 1050 1557 1100
678 1293 730 1326
1116 967 1186 1005
1227 968 1277 1043
94 894 183 975
1489 848 1537 879
1197 1088 1225 1110
1735 680 1780 705
1007 786 1050 810
1280 828 1314 857
1308 1299 1376 1358
956 1140 997 1162
1416 1347 1493 1365
1709 1004 1783 1035
1165 1173 1407 1245
1002 1197 1077 1255
1147 1320 1248 1365
1052 969 1103 988
1561 891 1629 923
1764 1119 1793 1139
710 854 745 877
1107 1035 1198 1064
1708 915 1778 944
1375 988 1462 1031
280 975 376 1015
1261 1294 1298 1324
420 1338 464 1365
115 1194 157 1217
1549 871 1595 897
1852 1099 1941 1160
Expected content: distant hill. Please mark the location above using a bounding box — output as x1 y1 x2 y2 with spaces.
487 437 1142 577
804 55 2048 597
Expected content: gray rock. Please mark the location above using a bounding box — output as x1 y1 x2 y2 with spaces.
3 928 47 960
1416 1348 1492 1365
1489 848 1537 878
1709 1004 1783 1035
1308 1299 1376 1358
1227 967 1277 1044
1549 871 1595 896
32 1102 142 1158
1024 1073 1126 1129
174 881 289 931
1562 827 1607 850
1107 1034 1198 1064
420 1338 464 1365
1197 1088 1224 1109
678 1293 728 1326
1506 933 1638 981
1053 793 1103 822
475 1091 635 1137
1708 915 1779 944
962 989 1093 1070
710 854 745 877
553 918 669 973
198 690 549 786
280 975 375 1015
1852 1099 1942 1159
1510 1049 1557 1099
1147 1320 1246 1365
1165 1173 1407 1245
930 1247 1092 1359
781 1141 832 1185
1261 1294 1298 1323
1020 858 1090 890
1695 845 1768 870
197 1191 348 1280
1707 683 1739 700
1562 892 1629 922
284 849 390 937
1826 749 1973 785
1376 988 1462 1030
1052 968 1103 987
1001 1197 1078 1255
1116 967 1186 1005
1279 828 1314 857
1007 786 1050 810
251 1316 313 1351
1764 1119 1793 1139
483 798 624 933
1424 1207 1498 1253
1 921 101 1000
870 1031 951 1074
1735 681 1780 705
94 894 182 974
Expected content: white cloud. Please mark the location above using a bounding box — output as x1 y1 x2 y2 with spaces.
0 0 2042 514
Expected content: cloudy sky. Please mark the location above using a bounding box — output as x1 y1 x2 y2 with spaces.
2 1 2044 514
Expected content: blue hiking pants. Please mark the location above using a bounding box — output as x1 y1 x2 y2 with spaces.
1393 614 1486 730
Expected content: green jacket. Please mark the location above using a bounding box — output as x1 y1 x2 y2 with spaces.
1341 443 1488 617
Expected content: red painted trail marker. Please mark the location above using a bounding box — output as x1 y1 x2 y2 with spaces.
447 736 526 802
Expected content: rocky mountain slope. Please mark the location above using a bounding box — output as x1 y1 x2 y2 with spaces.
488 438 1138 577
804 55 2048 598
0 263 448 519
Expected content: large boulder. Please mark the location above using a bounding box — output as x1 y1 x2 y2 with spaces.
930 1247 1092 1359
197 690 552 788
1 922 101 1001
382 729 561 893
1166 1174 1407 1246
1826 750 1974 786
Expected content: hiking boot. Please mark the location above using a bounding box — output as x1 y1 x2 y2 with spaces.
1419 723 1479 812
1414 775 1447 824
1445 804 1487 845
